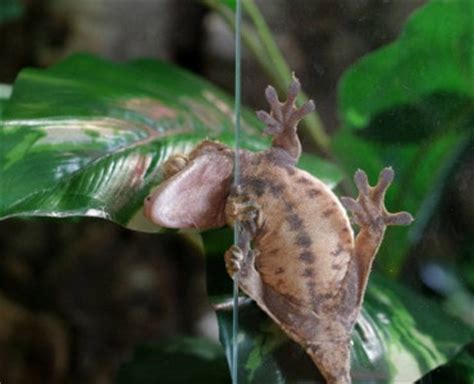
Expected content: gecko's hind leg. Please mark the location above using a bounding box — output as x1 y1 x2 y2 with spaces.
341 167 413 233
340 167 413 306
256 74 315 161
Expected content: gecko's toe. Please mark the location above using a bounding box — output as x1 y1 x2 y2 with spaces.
289 100 315 126
376 167 394 192
354 169 369 196
384 211 414 226
283 74 301 118
372 167 395 205
256 110 275 125
340 197 360 213
265 85 279 103
265 85 282 111
379 167 394 184
257 110 282 135
287 74 301 99
264 85 285 124
341 196 368 227
257 111 283 135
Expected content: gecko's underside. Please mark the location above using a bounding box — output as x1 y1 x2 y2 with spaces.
144 76 413 384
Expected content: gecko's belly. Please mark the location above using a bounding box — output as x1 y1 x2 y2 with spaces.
250 167 354 309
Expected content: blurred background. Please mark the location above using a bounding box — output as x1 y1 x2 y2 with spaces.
1 0 472 383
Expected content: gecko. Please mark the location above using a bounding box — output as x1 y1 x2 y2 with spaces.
143 76 413 384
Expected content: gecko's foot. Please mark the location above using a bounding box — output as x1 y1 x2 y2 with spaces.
341 167 413 232
163 154 189 179
224 245 244 277
225 187 263 236
256 74 315 137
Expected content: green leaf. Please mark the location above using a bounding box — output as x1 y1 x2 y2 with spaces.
203 229 473 383
0 54 267 231
334 0 474 274
116 336 230 384
0 54 341 231
338 0 474 143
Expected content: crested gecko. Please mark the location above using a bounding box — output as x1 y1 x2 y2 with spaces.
144 76 413 384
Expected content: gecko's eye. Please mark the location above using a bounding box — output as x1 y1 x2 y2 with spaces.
145 196 151 201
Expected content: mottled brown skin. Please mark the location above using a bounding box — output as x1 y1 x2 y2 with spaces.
144 77 413 384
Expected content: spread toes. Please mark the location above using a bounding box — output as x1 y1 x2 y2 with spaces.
256 74 314 137
342 167 413 230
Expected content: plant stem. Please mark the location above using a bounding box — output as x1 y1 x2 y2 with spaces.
203 1 278 81
242 0 290 87
202 0 330 155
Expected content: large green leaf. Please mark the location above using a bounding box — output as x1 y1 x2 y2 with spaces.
339 0 473 143
0 54 341 231
203 229 473 384
334 0 474 275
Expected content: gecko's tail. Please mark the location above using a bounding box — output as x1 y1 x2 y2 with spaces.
306 339 352 384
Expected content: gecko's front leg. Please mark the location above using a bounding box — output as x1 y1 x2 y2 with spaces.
256 74 314 162
224 188 264 299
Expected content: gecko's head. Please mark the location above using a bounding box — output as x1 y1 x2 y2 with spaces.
143 140 234 229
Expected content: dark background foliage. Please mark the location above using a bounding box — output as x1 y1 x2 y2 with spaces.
0 1 472 383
